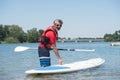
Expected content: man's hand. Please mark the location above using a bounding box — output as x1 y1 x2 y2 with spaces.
59 59 64 65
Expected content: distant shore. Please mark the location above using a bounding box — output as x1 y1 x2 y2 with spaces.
58 38 104 42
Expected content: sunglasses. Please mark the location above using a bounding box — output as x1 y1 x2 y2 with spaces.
54 23 62 27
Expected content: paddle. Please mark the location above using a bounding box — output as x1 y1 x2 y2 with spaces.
14 46 95 52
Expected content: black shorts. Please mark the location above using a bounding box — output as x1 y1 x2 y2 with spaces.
38 47 50 57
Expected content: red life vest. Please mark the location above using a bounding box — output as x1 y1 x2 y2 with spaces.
39 26 58 48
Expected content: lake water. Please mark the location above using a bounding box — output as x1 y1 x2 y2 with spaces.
0 42 120 80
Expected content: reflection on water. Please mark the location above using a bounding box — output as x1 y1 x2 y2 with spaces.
26 74 62 80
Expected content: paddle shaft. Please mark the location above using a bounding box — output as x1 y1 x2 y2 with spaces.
57 48 76 51
14 46 95 52
28 48 95 51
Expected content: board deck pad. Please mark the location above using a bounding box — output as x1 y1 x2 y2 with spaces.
25 58 105 74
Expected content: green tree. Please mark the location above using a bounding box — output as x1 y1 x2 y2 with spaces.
0 24 44 43
38 29 44 40
0 25 4 41
4 37 19 43
104 34 112 41
7 25 26 43
4 25 10 38
104 29 120 42
27 28 39 43
38 29 44 37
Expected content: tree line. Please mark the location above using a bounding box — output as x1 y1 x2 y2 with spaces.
104 30 120 42
0 24 120 43
0 24 43 43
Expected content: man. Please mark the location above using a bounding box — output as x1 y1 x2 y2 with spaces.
38 19 63 67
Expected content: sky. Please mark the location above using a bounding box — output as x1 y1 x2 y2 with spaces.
0 0 120 38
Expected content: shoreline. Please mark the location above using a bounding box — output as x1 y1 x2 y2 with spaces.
58 38 104 42
0 38 104 44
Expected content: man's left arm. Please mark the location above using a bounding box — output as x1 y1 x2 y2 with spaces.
52 43 63 65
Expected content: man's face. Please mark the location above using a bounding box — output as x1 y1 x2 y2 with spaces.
54 21 62 30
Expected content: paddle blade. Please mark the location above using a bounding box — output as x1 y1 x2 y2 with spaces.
14 46 30 52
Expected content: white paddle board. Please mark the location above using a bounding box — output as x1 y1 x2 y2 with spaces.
25 58 105 74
